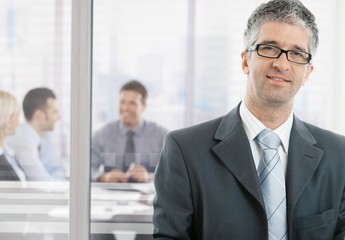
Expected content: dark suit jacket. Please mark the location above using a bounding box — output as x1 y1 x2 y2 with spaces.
153 104 345 240
0 154 20 181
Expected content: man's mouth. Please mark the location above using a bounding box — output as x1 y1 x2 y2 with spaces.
267 76 290 82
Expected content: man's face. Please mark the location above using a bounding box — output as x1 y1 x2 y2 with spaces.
41 98 60 131
241 21 314 109
119 90 146 128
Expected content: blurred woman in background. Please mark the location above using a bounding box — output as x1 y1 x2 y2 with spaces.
0 90 26 181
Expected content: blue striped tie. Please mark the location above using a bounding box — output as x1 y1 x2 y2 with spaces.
257 129 287 240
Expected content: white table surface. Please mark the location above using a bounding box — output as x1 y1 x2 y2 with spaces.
0 181 154 236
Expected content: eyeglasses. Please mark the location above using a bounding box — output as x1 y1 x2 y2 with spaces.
247 44 312 65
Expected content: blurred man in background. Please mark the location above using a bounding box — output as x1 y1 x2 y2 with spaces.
91 80 168 183
7 87 66 181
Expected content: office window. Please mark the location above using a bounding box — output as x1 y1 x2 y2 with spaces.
1 0 344 239
92 0 345 134
92 0 189 132
0 0 71 239
91 0 345 239
91 1 188 238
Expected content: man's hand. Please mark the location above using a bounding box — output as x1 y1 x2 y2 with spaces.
126 164 150 183
98 169 128 183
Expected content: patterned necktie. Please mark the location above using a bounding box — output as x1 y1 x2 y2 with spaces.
256 129 287 240
124 130 135 169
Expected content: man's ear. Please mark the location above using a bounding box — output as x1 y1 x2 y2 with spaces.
33 109 45 121
241 51 249 74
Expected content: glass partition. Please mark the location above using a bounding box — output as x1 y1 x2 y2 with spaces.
91 1 188 239
0 0 71 239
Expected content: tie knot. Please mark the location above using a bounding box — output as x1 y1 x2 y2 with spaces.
127 130 135 138
256 129 281 150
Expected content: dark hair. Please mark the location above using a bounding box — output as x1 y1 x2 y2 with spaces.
23 87 56 121
244 0 319 55
120 80 148 105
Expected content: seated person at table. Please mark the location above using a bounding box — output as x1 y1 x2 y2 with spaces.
0 90 26 181
7 88 66 181
91 80 168 183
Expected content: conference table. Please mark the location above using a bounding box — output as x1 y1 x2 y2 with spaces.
0 181 155 240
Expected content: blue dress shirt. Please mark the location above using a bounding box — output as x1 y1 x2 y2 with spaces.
91 120 168 181
6 123 65 181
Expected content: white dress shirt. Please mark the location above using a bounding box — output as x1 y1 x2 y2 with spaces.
239 101 293 174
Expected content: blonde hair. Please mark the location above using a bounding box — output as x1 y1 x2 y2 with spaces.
0 90 19 137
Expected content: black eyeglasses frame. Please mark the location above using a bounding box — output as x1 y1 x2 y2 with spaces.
247 44 312 65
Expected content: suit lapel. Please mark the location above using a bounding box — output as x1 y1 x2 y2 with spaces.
211 105 265 209
0 154 20 181
286 117 323 223
211 105 324 238
210 107 324 216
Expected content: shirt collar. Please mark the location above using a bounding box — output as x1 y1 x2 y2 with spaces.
0 145 15 157
239 101 293 153
119 120 144 136
22 122 43 147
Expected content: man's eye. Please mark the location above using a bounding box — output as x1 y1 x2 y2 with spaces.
290 51 304 57
260 45 278 52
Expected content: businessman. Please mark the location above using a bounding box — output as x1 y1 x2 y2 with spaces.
7 87 66 181
91 80 168 183
153 0 345 239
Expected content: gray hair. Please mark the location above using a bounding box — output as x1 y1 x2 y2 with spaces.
244 0 319 55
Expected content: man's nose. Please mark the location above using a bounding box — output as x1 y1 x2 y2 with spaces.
272 52 290 71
